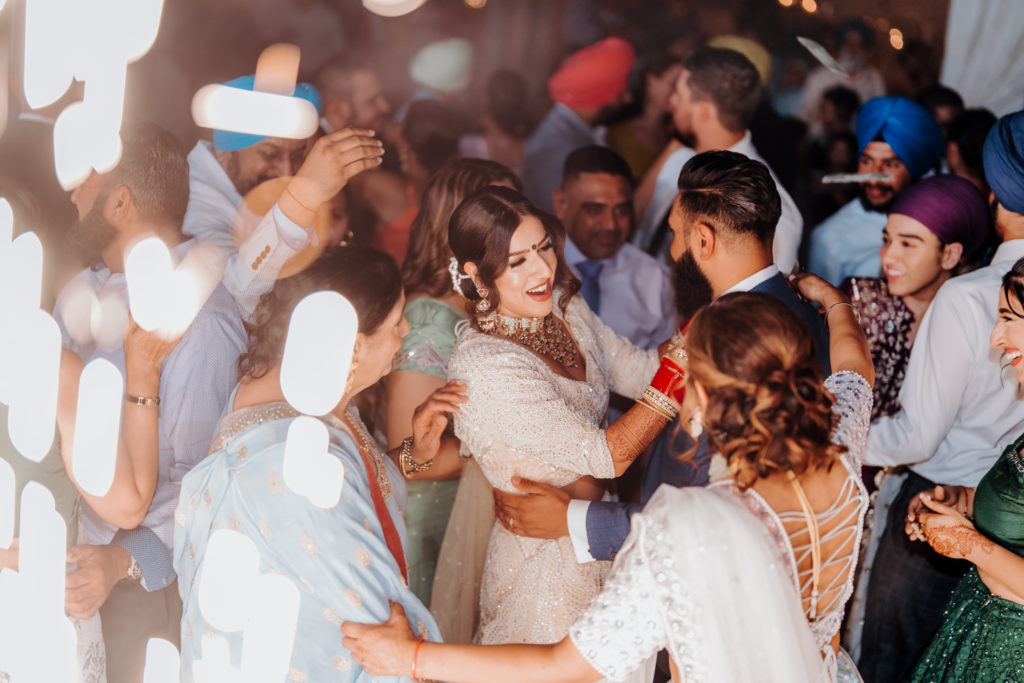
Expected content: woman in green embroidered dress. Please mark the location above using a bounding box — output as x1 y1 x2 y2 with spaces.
907 258 1024 682
386 159 522 613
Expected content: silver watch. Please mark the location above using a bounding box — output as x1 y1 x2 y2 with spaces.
127 557 143 581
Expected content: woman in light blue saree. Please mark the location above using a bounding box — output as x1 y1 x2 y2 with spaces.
174 247 465 682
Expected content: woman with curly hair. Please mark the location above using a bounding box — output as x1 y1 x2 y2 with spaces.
341 275 876 682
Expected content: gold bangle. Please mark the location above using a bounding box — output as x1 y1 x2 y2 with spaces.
825 300 857 323
124 392 160 407
399 436 433 478
642 386 679 417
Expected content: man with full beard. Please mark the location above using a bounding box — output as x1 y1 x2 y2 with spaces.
808 96 945 285
521 37 635 213
493 151 831 569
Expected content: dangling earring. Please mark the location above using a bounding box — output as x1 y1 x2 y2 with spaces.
687 408 703 438
475 287 491 313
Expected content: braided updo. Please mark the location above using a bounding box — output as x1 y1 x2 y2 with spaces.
685 292 845 489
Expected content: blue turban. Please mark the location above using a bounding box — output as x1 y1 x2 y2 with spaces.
212 75 323 152
983 110 1024 215
856 96 944 179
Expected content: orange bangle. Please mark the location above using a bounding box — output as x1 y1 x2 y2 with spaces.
285 186 315 214
411 635 425 681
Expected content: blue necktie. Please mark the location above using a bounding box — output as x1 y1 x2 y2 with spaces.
576 260 603 314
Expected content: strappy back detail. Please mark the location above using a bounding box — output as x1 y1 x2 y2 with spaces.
710 371 873 661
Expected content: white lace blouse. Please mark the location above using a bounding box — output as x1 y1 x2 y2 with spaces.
570 372 873 682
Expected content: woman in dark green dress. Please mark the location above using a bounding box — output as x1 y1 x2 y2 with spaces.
906 259 1024 682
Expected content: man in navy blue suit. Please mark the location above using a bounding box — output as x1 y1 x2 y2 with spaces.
493 150 830 563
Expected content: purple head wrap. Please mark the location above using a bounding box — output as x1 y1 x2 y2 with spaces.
889 174 990 258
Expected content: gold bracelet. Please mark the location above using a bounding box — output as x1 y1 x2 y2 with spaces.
825 300 858 323
124 392 160 407
399 436 433 478
636 398 674 420
639 387 677 420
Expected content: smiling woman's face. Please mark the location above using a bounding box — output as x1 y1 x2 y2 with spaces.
991 287 1024 383
491 215 558 319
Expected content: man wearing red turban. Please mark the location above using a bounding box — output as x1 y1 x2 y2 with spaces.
522 37 635 212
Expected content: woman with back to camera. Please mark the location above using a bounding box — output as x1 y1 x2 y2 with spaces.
429 186 688 646
386 158 522 613
342 277 877 682
173 246 465 681
905 258 1024 682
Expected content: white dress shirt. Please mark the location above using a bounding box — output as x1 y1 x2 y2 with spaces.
566 264 779 563
182 141 313 319
633 132 803 274
54 240 248 551
564 238 678 350
864 239 1024 486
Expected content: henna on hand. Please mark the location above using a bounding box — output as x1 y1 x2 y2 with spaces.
927 526 995 559
607 403 667 464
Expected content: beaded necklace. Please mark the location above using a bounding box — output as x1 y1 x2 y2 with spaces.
478 311 581 369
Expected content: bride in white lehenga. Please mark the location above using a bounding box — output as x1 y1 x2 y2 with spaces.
437 187 682 647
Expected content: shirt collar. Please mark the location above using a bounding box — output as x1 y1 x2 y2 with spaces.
990 239 1024 266
191 141 243 207
553 103 597 139
722 264 780 294
564 236 615 267
729 130 755 156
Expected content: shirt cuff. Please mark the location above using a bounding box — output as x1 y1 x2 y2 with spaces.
272 203 315 251
111 526 175 592
567 499 597 564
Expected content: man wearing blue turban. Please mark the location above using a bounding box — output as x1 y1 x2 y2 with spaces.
808 95 945 285
182 74 383 317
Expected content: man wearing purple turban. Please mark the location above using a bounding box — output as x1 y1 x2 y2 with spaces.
856 110 1024 683
808 96 945 285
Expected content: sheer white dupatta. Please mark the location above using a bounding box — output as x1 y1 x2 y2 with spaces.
650 485 823 682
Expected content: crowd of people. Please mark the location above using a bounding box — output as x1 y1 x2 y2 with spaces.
3 11 1024 683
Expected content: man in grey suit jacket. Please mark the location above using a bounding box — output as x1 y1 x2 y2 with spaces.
494 151 830 563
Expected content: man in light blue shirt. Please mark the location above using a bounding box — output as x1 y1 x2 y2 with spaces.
55 124 248 683
554 145 676 350
807 96 945 285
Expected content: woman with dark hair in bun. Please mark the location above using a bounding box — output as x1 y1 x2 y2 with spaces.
342 275 876 682
174 247 466 682
430 185 686 647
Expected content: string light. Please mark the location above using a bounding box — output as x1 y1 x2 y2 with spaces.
890 28 904 50
778 0 794 6
464 0 486 7
362 0 427 17
801 0 817 13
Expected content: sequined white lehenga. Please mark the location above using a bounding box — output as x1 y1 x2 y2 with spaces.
569 372 872 683
447 295 659 646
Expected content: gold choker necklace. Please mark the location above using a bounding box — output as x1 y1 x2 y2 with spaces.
479 312 581 368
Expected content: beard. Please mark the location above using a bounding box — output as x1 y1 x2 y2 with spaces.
859 185 897 214
67 194 118 266
223 153 276 197
673 249 714 321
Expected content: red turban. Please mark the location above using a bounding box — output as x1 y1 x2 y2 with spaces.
548 37 636 109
